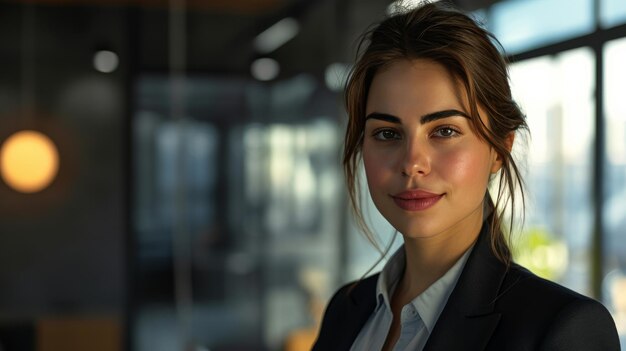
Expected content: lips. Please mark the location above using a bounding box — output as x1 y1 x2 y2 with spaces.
391 190 444 211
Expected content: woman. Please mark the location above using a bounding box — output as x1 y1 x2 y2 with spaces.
312 2 620 351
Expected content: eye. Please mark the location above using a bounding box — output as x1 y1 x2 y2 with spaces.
372 129 401 141
432 126 460 138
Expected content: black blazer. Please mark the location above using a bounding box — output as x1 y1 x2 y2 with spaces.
312 224 620 350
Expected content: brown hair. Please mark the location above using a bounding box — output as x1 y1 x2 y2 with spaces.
343 1 528 266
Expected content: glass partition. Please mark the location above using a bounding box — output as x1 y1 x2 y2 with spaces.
133 75 343 351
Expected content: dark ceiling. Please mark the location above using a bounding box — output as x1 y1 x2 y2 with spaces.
0 0 503 80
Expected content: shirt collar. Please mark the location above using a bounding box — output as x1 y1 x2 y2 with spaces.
374 242 475 332
412 246 473 332
375 245 405 311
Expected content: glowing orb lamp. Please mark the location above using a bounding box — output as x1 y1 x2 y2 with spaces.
0 130 60 193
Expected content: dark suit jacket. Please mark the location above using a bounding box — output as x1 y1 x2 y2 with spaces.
312 224 620 350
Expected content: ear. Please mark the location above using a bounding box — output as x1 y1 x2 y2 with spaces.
490 132 515 174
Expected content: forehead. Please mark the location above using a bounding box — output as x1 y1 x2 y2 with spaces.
366 59 466 115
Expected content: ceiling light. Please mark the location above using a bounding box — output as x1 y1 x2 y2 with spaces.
254 18 300 54
93 50 119 73
251 58 280 81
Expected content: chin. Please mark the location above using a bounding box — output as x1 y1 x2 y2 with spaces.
400 230 440 239
388 218 445 239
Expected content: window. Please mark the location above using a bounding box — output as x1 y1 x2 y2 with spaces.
490 0 594 53
498 0 626 345
603 36 626 343
601 0 626 28
510 48 595 294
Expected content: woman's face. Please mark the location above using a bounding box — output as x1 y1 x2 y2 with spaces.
362 59 501 240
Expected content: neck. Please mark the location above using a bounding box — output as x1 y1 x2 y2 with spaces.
397 206 484 299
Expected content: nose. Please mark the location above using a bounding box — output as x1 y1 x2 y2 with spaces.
401 138 431 177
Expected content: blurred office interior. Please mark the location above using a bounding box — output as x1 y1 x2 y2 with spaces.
0 0 625 350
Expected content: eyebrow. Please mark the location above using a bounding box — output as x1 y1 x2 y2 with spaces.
365 109 470 124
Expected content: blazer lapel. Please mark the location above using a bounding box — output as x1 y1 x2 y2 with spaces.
335 275 379 350
423 222 508 351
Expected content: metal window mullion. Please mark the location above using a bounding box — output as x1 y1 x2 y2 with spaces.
590 0 605 301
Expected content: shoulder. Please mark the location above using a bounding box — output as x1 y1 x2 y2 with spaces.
493 264 620 350
501 264 593 305
500 264 609 313
537 296 621 350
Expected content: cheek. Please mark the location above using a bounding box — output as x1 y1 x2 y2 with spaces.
362 143 397 191
437 145 491 190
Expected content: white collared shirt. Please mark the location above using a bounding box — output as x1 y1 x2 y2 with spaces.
349 244 473 351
